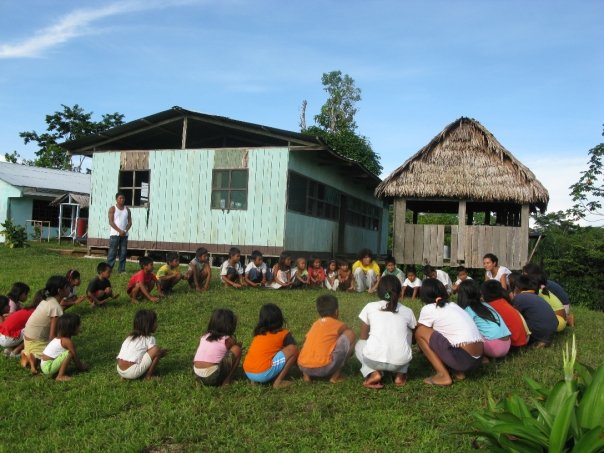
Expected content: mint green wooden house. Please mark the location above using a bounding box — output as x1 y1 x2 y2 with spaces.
64 107 388 259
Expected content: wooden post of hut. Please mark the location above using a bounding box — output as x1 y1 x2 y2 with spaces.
376 117 549 270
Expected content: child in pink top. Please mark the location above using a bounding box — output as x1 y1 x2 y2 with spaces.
193 309 241 386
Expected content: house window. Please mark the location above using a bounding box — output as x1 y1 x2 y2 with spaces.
211 169 248 210
32 199 60 225
287 172 340 221
347 197 381 230
118 170 150 207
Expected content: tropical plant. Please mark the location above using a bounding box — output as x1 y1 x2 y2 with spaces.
0 219 29 248
468 335 604 452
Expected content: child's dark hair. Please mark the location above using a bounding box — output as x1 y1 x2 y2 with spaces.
378 275 401 313
97 262 111 274
30 290 45 309
358 248 373 260
228 247 241 257
130 309 157 339
513 274 538 293
337 259 349 268
481 280 510 303
457 280 499 324
483 253 499 265
420 279 449 307
522 262 543 277
457 266 467 274
139 256 153 267
316 294 338 317
277 253 291 271
406 266 416 275
251 250 263 260
522 263 549 295
195 247 208 259
327 258 337 268
57 313 81 337
508 271 521 292
7 282 30 302
206 309 237 342
66 269 81 281
0 296 8 315
166 252 179 263
423 265 436 276
384 256 396 265
253 303 285 336
43 276 70 298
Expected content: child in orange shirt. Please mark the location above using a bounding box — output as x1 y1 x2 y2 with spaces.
298 295 355 383
243 303 298 388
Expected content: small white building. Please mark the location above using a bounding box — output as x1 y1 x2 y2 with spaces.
0 162 90 241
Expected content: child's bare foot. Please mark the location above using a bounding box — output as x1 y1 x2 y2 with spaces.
303 373 312 383
329 375 345 384
30 366 39 375
481 356 491 364
363 371 384 389
144 375 159 381
20 355 28 368
453 371 466 381
423 373 452 386
567 314 575 327
120 377 127 381
533 341 548 349
394 373 407 387
273 380 293 389
56 375 72 381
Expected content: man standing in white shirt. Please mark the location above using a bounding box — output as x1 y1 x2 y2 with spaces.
107 193 132 273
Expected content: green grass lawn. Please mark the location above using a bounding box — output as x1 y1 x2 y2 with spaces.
1 243 603 452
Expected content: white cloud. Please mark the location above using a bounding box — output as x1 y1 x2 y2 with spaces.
0 0 204 59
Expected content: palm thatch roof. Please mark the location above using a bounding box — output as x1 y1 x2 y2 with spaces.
375 117 549 212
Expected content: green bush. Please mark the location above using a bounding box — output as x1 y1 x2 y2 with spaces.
468 336 604 452
0 219 29 248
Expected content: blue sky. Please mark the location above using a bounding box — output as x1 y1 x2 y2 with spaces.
1 0 603 220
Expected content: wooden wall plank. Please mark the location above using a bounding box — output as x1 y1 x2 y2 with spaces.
436 224 445 267
450 226 458 266
423 225 431 264
403 222 414 264
457 201 466 262
413 224 423 265
520 205 530 267
393 199 406 263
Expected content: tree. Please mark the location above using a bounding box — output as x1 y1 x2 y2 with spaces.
15 104 125 171
568 125 604 220
303 71 382 175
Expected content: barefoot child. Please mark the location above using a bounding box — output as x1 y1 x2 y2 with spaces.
298 295 355 383
355 275 417 389
352 248 381 293
402 267 421 299
308 257 326 288
381 256 404 286
481 280 529 349
337 260 355 292
187 247 211 292
117 309 167 380
6 282 30 314
324 259 339 291
22 276 69 374
87 262 117 306
415 279 483 386
193 309 242 386
40 313 88 381
244 250 271 288
269 253 293 289
291 257 309 289
0 291 43 358
127 257 163 303
156 252 185 294
220 247 244 288
243 303 298 388
61 270 87 309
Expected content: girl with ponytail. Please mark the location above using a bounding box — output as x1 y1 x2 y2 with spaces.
355 275 417 389
415 279 484 386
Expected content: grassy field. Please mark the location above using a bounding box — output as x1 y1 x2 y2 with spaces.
0 243 603 452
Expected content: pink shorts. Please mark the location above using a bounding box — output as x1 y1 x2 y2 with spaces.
483 337 511 358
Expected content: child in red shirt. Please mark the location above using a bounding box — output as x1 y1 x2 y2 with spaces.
0 291 43 358
308 258 326 287
127 257 163 304
481 280 528 348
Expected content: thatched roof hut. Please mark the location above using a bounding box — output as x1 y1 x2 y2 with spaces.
377 117 549 269
376 117 549 212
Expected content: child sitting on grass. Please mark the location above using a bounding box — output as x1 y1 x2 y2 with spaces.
352 249 381 293
415 279 483 386
402 267 421 299
337 260 355 292
244 250 271 288
40 313 88 381
193 308 242 386
481 280 529 349
308 257 326 288
243 303 298 388
355 275 417 389
269 253 292 289
452 266 472 294
117 309 167 380
298 295 355 384
324 259 339 291
381 256 404 286
457 280 511 361
22 276 69 374
61 270 87 309
156 252 185 294
187 247 211 292
510 274 558 348
220 247 244 289
127 257 163 303
0 291 43 358
87 262 117 307
291 257 309 289
7 282 30 314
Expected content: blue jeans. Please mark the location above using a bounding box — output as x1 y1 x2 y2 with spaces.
107 235 128 272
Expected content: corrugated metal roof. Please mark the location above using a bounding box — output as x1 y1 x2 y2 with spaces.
0 162 90 194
